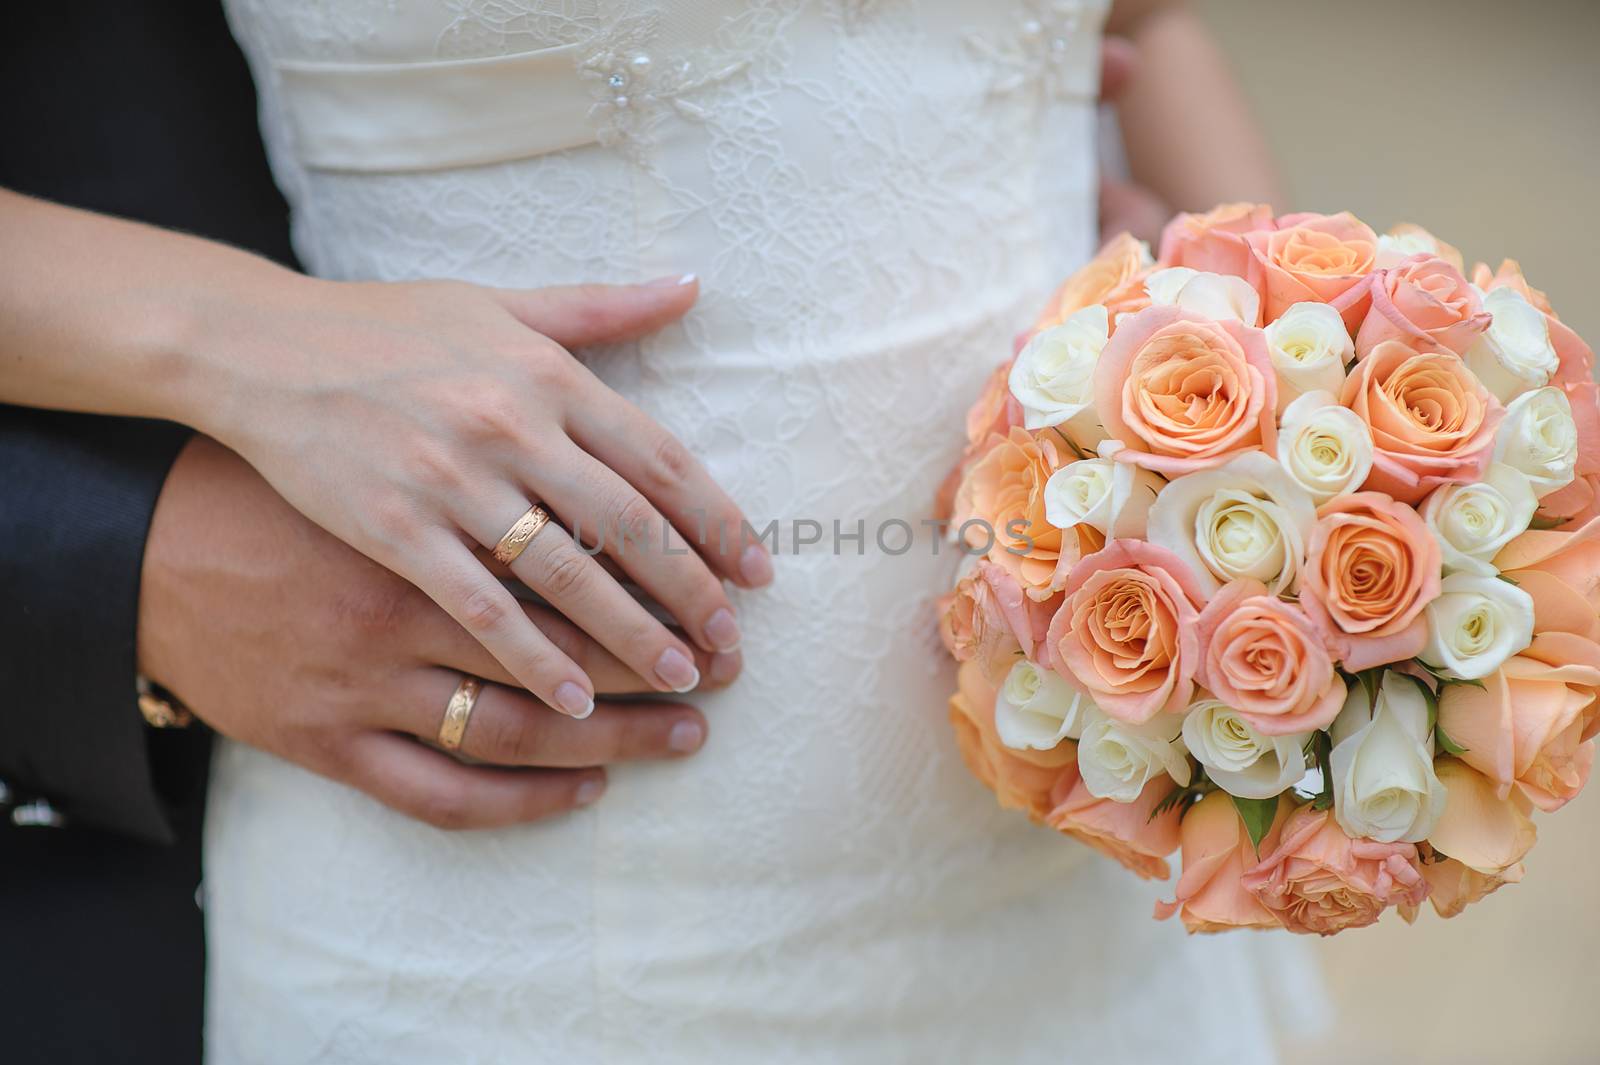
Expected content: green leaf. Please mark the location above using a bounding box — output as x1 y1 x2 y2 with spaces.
1529 515 1567 531
1436 725 1470 756
1230 794 1278 853
1049 426 1093 461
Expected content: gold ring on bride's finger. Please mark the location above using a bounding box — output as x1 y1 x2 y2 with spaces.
492 503 551 565
438 675 484 750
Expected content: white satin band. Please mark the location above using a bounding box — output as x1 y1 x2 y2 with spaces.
276 43 595 173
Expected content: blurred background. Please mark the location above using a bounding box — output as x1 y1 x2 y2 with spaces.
1192 1 1600 1061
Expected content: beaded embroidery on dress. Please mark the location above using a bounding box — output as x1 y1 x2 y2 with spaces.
206 2 1322 1061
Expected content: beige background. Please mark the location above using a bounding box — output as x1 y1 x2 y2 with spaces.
1192 2 1599 1062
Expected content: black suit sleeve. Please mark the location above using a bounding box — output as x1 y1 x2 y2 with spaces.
0 405 203 843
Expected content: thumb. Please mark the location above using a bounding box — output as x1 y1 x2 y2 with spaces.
1098 37 1137 102
492 275 699 349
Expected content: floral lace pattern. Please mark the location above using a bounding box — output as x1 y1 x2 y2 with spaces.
208 2 1318 1062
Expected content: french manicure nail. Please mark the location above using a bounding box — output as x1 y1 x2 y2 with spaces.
645 272 697 287
654 647 700 693
739 544 774 588
554 681 594 719
708 650 742 685
575 777 606 806
704 608 741 652
667 720 705 754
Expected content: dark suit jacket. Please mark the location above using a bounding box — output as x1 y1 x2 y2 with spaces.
0 4 294 1062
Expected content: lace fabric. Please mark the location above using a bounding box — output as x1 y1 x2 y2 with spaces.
205 2 1320 1061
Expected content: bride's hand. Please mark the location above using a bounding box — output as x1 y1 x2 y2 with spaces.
185 272 771 719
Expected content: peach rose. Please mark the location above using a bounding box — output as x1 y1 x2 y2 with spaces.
1436 630 1600 812
1240 805 1428 935
1301 492 1442 670
1048 540 1205 724
1426 759 1536 894
965 359 1024 451
1093 306 1277 476
1196 579 1345 735
951 426 1065 599
1418 853 1523 920
1245 211 1378 331
1158 202 1275 278
938 560 1055 674
1473 258 1555 318
1033 232 1153 332
949 660 1076 823
1533 318 1600 525
1154 791 1288 933
1341 339 1503 504
1495 514 1600 639
1356 254 1490 358
1046 770 1182 880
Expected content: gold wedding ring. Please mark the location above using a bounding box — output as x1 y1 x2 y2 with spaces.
438 675 484 750
492 503 551 565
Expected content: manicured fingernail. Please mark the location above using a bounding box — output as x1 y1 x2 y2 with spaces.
654 647 700 692
709 650 742 685
554 682 594 719
667 720 705 754
704 608 741 652
740 544 774 587
575 777 605 806
646 273 697 286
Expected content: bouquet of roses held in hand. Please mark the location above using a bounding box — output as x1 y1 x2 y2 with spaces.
937 204 1600 935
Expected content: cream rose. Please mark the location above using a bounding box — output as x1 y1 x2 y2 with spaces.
1007 304 1109 441
994 657 1094 752
1180 700 1310 800
1493 385 1579 498
1263 302 1351 414
1276 390 1374 504
1042 450 1164 539
1328 673 1447 844
1144 267 1262 325
1421 572 1535 680
1464 285 1559 404
1075 705 1192 804
1146 450 1317 596
1419 463 1538 576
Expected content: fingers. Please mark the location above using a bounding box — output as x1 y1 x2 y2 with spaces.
530 442 742 654
1099 36 1138 101
467 494 704 695
417 597 744 694
346 731 605 831
564 388 774 592
408 536 596 718
405 671 708 767
491 277 700 349
1099 177 1170 247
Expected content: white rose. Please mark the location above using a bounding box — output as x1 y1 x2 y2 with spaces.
994 658 1094 751
1263 302 1352 414
1464 286 1559 404
1419 463 1538 576
1494 385 1578 498
1008 304 1109 443
1328 672 1447 843
1375 228 1447 269
1275 390 1375 504
1421 572 1535 680
1075 705 1192 804
1145 267 1261 325
1146 450 1317 596
1042 453 1165 538
1180 700 1310 800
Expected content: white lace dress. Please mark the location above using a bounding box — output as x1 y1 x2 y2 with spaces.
206 2 1322 1061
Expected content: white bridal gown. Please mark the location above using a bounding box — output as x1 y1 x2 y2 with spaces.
207 2 1320 1061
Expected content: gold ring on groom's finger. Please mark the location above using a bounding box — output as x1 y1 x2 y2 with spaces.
438 675 484 751
492 503 552 565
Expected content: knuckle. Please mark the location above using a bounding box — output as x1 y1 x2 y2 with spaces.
613 495 659 550
402 444 466 496
478 708 537 763
645 434 695 491
457 585 508 634
538 549 591 600
368 494 424 548
524 341 578 393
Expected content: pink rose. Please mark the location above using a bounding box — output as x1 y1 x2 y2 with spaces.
1245 211 1379 331
937 560 1055 675
1301 492 1442 670
1355 254 1491 358
1048 540 1206 724
1158 202 1276 278
1155 791 1287 933
1196 579 1345 735
948 661 1076 823
964 359 1024 451
1046 769 1182 880
1093 305 1277 476
1240 805 1428 935
1341 339 1502 504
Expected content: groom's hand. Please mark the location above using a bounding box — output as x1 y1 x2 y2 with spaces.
135 437 739 829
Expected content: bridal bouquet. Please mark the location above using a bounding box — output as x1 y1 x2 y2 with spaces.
937 204 1600 935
